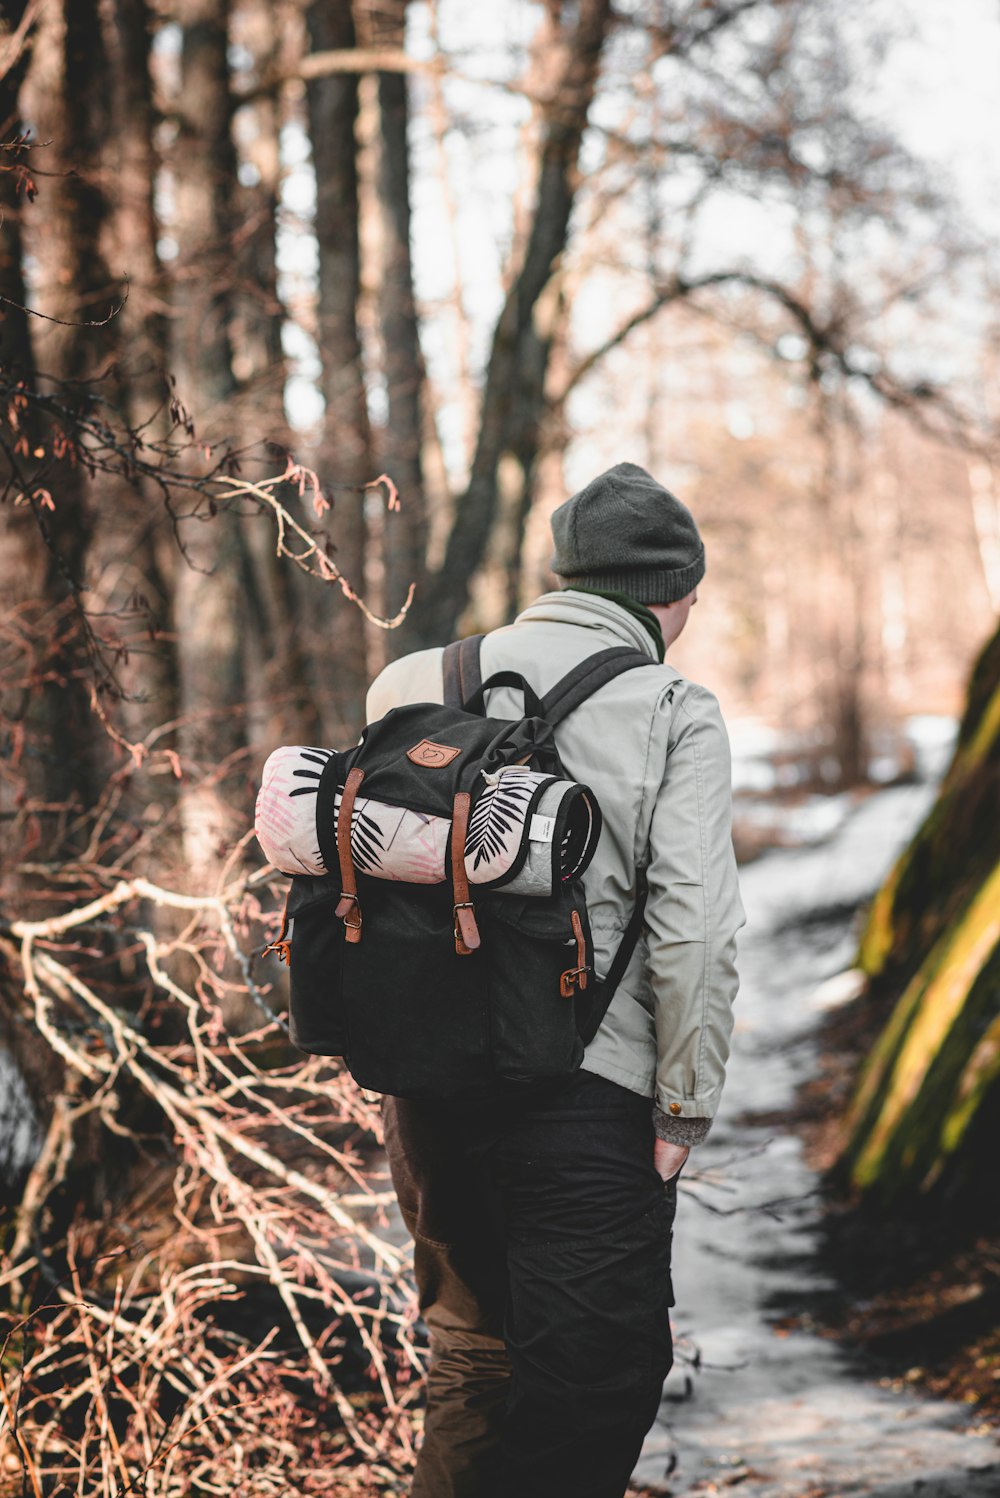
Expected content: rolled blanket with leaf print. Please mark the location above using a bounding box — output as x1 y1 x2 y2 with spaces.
254 747 601 895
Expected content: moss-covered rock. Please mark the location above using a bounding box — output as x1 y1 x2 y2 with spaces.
858 622 1000 991
844 620 1000 1205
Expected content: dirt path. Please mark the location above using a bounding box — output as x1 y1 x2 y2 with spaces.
632 785 1000 1498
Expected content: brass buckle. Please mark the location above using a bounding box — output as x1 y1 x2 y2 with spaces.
337 892 363 933
453 901 473 946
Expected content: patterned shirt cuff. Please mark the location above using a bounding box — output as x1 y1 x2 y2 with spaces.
653 1107 713 1146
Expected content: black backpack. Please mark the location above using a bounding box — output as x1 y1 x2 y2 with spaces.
263 636 657 1101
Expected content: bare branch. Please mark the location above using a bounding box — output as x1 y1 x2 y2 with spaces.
1 864 422 1486
0 277 128 328
556 269 989 451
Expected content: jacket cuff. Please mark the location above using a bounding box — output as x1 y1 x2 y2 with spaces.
653 1107 712 1146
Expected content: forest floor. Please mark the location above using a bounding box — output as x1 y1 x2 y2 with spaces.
629 777 1000 1498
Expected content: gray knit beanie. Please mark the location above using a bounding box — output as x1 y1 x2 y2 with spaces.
549 461 705 604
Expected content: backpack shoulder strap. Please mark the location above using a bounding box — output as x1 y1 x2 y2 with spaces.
601 875 648 998
442 634 485 708
542 647 659 727
580 872 649 1043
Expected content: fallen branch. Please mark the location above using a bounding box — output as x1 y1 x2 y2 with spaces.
1 868 421 1491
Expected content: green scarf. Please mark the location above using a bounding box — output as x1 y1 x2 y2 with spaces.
563 587 665 663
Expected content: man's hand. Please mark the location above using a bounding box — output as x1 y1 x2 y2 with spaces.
654 1138 689 1183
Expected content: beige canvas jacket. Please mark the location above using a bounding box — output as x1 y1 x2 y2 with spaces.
366 590 745 1144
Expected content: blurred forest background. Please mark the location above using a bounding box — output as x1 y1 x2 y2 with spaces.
0 0 998 1492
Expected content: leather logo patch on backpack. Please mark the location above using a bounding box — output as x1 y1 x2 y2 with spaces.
406 739 461 768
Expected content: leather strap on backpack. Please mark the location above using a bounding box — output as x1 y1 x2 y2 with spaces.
442 637 657 982
442 634 485 708
262 889 292 966
450 791 481 955
560 909 590 997
334 767 366 943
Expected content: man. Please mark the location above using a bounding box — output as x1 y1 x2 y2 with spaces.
366 462 745 1498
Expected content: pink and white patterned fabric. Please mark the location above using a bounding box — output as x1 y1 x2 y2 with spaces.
255 745 454 882
254 746 329 877
254 747 599 893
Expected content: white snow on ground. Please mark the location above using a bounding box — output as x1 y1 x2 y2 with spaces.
633 781 999 1496
729 714 959 855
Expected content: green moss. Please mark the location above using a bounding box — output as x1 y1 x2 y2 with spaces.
850 859 1000 1193
846 955 939 1145
857 862 903 978
959 677 1000 773
854 623 1000 994
843 622 1000 1209
952 620 1000 755
938 1009 1000 1158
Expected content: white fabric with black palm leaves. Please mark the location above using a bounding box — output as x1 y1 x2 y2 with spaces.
255 747 600 894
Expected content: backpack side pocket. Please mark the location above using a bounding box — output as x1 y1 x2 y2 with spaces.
285 878 349 1056
481 886 595 1082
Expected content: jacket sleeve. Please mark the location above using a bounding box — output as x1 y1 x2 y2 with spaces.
644 687 745 1133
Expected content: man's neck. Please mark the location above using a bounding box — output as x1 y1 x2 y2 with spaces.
561 587 665 662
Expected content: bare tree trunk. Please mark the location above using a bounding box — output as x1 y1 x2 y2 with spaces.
108 0 166 415
871 463 910 716
360 0 429 646
510 288 572 616
0 4 49 847
426 0 476 480
230 0 287 434
407 0 612 648
3 0 144 1209
18 0 118 822
100 0 181 755
0 2 33 376
813 394 870 788
170 0 238 415
519 444 569 607
26 0 117 380
0 205 61 1160
169 0 249 881
304 0 372 741
230 0 320 750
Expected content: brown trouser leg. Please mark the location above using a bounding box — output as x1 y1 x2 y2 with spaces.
384 1096 510 1498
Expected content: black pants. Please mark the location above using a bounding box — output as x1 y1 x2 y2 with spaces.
384 1070 677 1498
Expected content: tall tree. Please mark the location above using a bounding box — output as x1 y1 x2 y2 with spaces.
108 0 166 414
16 0 118 822
0 4 32 376
0 2 40 602
365 0 429 640
169 0 249 880
0 5 49 866
102 0 180 751
231 0 320 748
3 0 137 1211
305 0 374 740
406 0 613 647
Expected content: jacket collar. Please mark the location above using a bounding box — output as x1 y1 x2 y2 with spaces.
511 590 660 661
